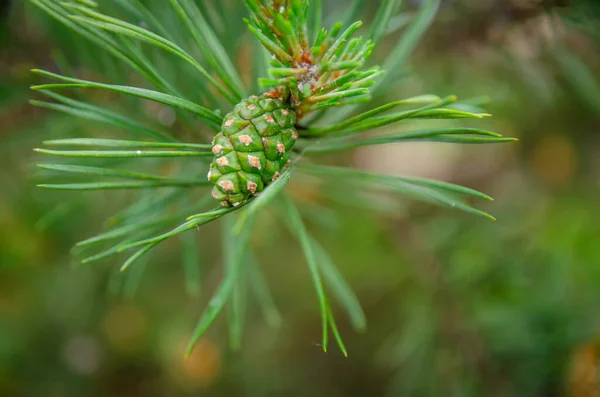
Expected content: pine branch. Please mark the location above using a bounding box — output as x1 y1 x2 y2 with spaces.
28 0 517 357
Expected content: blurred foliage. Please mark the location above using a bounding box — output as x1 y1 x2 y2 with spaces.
1 0 600 396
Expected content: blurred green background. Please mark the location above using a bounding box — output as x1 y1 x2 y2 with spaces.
2 0 600 396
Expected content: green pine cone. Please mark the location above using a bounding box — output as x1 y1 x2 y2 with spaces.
208 93 298 207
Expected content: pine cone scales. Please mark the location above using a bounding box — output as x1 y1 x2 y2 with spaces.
208 94 298 207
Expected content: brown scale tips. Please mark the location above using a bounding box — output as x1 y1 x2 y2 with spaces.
208 93 297 207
